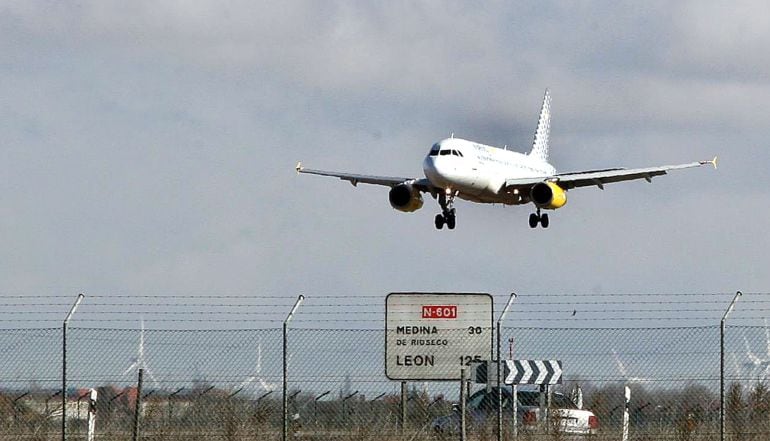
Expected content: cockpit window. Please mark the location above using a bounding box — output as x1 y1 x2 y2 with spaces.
430 145 464 157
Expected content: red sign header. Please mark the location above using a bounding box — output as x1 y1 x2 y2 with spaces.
422 305 457 319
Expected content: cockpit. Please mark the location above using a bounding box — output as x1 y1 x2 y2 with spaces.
428 143 464 157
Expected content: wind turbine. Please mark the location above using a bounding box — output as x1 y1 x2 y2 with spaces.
611 349 651 384
742 320 770 383
237 338 278 392
123 318 160 390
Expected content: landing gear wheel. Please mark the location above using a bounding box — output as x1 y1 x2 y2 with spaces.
529 213 539 228
446 210 456 230
435 214 445 230
540 213 549 228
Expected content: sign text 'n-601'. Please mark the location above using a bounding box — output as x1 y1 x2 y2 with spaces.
385 293 493 381
504 360 563 385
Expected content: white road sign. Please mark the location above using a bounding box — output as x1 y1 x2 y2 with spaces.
385 292 493 381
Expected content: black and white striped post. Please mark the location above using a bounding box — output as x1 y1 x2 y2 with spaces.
621 385 630 441
86 389 97 441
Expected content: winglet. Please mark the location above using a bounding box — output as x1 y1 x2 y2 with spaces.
296 162 303 173
700 156 718 169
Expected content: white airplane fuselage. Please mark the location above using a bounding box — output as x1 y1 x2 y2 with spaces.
422 137 555 205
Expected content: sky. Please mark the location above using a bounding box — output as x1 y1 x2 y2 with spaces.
2 1 770 309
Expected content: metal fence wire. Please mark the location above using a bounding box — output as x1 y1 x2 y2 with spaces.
2 325 770 440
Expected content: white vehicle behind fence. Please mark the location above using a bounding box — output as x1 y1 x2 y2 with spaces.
432 387 599 437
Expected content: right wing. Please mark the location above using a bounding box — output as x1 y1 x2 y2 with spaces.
296 162 434 191
504 158 717 191
552 158 717 190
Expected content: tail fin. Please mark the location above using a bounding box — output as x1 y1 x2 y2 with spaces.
529 89 551 162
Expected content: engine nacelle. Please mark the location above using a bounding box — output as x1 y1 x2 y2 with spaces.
389 183 424 212
530 181 567 209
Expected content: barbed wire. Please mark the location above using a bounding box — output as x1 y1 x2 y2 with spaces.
1 292 765 299
6 306 770 315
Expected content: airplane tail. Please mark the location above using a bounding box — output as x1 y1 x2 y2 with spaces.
529 89 551 162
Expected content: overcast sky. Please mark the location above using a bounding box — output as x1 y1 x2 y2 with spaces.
1 1 769 308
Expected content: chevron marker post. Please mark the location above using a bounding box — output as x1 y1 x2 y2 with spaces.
504 360 563 385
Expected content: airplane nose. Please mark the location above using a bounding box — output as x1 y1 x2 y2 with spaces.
423 156 449 186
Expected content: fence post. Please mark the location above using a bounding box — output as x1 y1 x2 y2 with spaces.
167 387 184 421
400 382 406 433
62 293 85 441
133 368 144 441
510 337 517 440
721 291 742 441
460 368 467 441
497 293 516 441
283 295 304 441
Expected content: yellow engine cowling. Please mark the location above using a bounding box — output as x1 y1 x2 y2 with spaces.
389 183 424 212
530 181 567 209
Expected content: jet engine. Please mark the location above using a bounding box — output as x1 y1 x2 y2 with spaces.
389 183 424 212
530 181 567 209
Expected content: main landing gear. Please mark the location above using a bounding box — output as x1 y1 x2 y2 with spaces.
529 209 549 229
435 191 457 230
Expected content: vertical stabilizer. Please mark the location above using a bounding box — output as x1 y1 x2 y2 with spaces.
529 89 551 162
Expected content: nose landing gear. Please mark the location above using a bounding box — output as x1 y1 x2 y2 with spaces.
435 210 456 230
435 191 457 230
529 209 549 228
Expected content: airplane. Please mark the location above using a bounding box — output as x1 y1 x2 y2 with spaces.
296 90 716 229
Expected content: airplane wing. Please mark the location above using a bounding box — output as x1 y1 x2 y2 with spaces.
296 162 434 191
504 158 717 191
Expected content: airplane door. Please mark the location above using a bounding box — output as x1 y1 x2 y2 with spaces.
464 149 484 193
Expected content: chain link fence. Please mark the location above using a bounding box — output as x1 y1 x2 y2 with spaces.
2 324 770 440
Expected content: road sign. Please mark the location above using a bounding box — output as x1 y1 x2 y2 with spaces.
504 360 563 385
385 293 493 381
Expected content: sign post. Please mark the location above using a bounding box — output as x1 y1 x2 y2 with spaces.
385 293 493 381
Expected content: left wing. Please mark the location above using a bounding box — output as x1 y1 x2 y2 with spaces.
505 157 717 191
296 162 434 191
